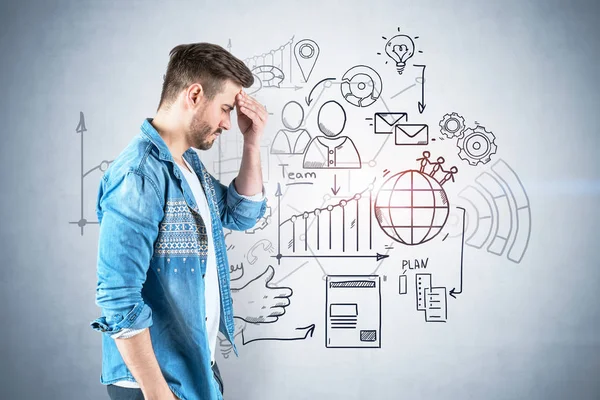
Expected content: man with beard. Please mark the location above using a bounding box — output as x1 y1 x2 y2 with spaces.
90 42 268 400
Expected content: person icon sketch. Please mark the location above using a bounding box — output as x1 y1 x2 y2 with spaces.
430 156 445 178
270 100 312 155
417 151 431 173
302 100 361 169
440 166 458 185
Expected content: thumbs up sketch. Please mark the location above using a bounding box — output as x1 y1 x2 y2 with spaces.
231 265 293 324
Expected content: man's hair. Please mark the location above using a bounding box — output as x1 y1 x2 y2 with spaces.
157 42 254 110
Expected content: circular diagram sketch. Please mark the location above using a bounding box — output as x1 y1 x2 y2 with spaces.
340 65 382 108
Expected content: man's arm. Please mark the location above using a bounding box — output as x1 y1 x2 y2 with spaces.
235 89 267 196
90 170 175 399
234 136 263 196
114 329 177 400
205 91 269 231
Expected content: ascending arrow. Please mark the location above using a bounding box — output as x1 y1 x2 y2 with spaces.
414 64 426 113
306 77 336 106
450 207 466 299
275 183 283 264
331 174 340 195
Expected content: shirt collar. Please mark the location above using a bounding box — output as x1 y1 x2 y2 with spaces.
140 118 175 162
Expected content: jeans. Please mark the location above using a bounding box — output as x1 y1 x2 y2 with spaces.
106 362 224 399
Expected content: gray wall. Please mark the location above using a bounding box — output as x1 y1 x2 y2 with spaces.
1 0 599 399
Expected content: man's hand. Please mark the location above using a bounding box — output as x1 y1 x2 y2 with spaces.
236 90 267 146
231 265 292 324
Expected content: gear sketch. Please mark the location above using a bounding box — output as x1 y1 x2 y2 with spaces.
439 112 466 139
457 125 497 166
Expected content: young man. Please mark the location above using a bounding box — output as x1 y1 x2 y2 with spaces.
90 42 268 400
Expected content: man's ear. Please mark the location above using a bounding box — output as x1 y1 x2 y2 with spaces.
186 83 204 108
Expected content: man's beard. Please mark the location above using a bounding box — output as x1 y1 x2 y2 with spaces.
188 114 222 150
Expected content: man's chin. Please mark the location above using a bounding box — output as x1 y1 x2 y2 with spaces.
196 138 216 151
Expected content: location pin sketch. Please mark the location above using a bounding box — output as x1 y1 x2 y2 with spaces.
294 39 320 83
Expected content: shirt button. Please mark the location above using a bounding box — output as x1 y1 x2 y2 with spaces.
329 150 334 154
202 274 206 278
211 361 214 366
329 160 334 164
205 317 208 321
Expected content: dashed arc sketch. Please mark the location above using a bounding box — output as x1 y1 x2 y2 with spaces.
458 159 531 263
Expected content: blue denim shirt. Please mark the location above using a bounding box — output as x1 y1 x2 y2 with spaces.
90 118 267 400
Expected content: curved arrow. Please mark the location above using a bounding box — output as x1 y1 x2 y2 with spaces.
306 77 336 106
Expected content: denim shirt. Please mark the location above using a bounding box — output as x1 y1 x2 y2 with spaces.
90 118 267 400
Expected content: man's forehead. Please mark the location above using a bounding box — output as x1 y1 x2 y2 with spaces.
218 80 242 101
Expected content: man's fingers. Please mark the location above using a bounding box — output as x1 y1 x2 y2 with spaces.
239 104 264 125
240 92 267 120
240 97 264 119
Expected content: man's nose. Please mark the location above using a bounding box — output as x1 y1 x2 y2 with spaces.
220 115 231 130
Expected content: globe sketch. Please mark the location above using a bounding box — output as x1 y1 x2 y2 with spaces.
374 170 450 245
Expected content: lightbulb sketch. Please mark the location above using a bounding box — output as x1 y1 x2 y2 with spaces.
69 112 113 235
378 27 423 75
374 152 458 245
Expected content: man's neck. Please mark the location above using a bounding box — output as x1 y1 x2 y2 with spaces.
151 111 190 166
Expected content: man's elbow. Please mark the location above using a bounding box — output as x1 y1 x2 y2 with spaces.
225 200 267 231
90 294 153 337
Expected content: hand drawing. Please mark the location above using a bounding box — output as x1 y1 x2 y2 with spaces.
231 265 293 323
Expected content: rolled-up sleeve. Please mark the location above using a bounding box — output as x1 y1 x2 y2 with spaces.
208 175 267 231
90 170 164 337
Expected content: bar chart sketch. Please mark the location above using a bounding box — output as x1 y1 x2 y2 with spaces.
273 181 390 264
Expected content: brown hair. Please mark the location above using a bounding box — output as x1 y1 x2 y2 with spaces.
157 42 254 110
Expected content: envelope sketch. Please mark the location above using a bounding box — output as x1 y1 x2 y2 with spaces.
374 112 408 134
395 124 429 145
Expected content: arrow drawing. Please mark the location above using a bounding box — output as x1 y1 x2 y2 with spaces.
274 253 389 262
240 323 316 345
331 174 340 195
69 111 113 235
276 183 283 261
306 77 336 106
414 64 426 113
450 207 466 299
